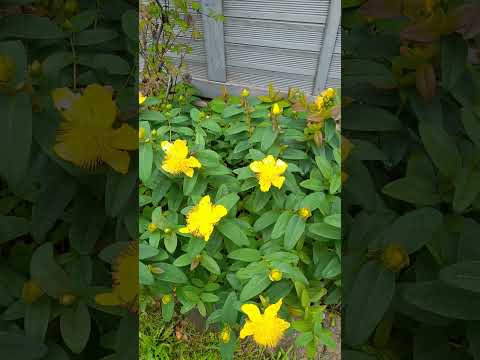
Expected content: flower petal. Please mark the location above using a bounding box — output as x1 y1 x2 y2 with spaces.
183 167 194 178
110 124 138 150
186 156 201 168
275 159 288 173
259 178 272 192
264 298 283 318
213 205 228 221
173 139 189 158
249 161 262 173
239 320 256 339
161 141 172 152
271 176 285 189
240 303 262 322
103 148 130 174
95 292 121 306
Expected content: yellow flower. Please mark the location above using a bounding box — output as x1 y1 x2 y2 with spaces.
22 280 44 304
139 127 145 140
240 88 250 97
269 269 283 282
220 326 231 343
0 55 15 87
162 294 172 305
179 195 227 241
298 207 312 220
95 241 139 312
272 103 282 116
52 84 138 174
147 222 157 233
240 299 290 348
326 87 336 98
382 244 410 273
139 92 146 104
249 155 288 192
161 139 201 177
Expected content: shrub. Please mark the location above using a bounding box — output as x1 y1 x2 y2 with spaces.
139 84 342 359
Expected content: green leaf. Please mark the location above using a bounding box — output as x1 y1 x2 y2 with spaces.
139 243 159 260
25 297 51 342
200 253 221 274
0 332 47 359
345 261 395 346
240 274 271 301
139 262 154 285
441 35 467 90
223 105 244 118
200 293 219 303
31 169 76 241
453 168 480 213
295 332 314 347
439 261 480 293
121 10 138 41
154 263 188 283
271 212 293 239
284 215 305 250
0 215 29 244
324 214 341 228
216 193 239 211
343 105 402 131
31 243 71 298
461 108 480 147
76 29 117 46
261 127 277 151
164 232 177 253
162 300 174 322
403 281 480 320
0 15 64 39
71 10 97 32
228 249 262 262
419 121 461 178
92 54 130 75
253 210 279 232
222 291 238 325
183 172 198 196
217 219 249 246
60 302 91 354
0 93 32 187
309 223 341 239
381 207 442 254
382 177 440 205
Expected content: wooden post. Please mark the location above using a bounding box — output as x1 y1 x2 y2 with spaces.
201 0 227 82
313 0 341 94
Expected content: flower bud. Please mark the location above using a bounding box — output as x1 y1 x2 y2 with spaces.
272 103 282 116
268 269 283 282
0 55 15 87
164 228 171 234
148 222 157 233
62 19 73 31
298 207 312 220
382 244 409 273
22 280 44 304
240 88 250 97
165 104 172 110
162 294 172 304
30 60 42 77
150 129 157 137
139 127 145 140
60 293 77 306
150 266 163 274
64 0 79 15
220 326 231 343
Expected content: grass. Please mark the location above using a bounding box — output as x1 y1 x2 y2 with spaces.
139 311 299 360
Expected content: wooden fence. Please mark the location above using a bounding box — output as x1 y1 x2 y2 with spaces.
145 0 341 98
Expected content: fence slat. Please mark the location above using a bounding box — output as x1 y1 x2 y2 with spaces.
201 0 227 82
313 0 341 94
